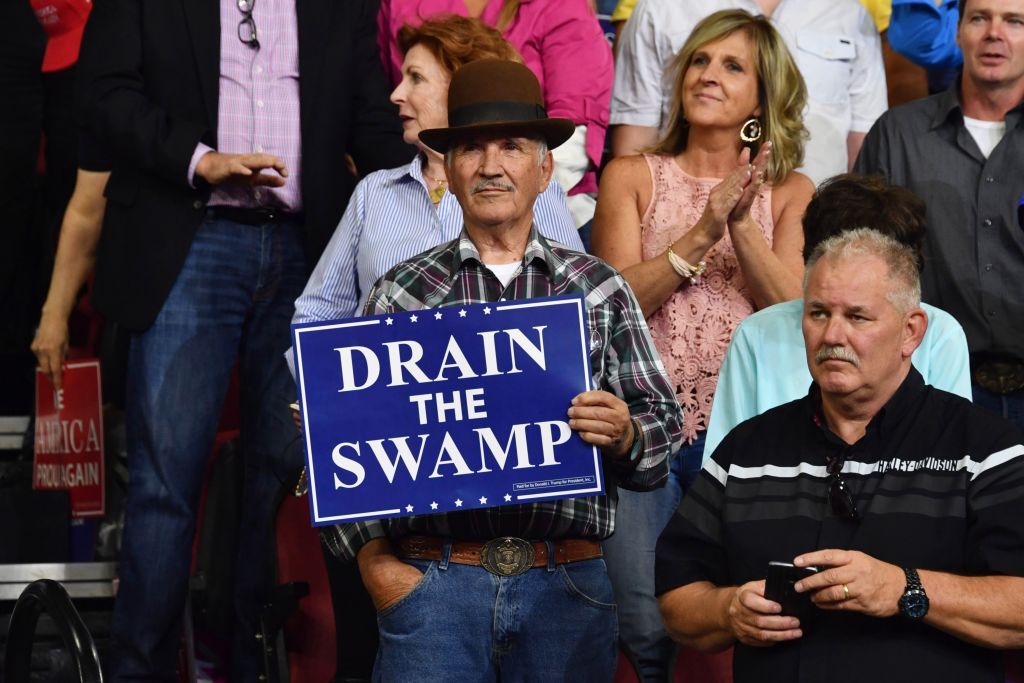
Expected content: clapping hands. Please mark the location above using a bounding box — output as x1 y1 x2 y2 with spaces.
698 142 771 244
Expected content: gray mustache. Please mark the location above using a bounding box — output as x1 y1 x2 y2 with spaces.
814 345 861 367
472 180 514 194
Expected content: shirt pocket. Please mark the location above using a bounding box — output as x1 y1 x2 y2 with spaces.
794 30 857 105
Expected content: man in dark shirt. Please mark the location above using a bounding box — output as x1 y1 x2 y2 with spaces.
656 228 1024 683
854 0 1024 429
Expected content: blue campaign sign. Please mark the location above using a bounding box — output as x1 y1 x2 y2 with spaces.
292 295 603 526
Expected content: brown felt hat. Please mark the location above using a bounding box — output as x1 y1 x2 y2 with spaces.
419 59 575 153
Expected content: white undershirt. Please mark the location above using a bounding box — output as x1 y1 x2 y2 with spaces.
486 262 522 288
963 115 1007 158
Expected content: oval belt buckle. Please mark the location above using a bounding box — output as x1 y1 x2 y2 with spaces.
480 537 535 576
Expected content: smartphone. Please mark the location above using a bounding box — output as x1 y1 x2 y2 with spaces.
764 561 820 619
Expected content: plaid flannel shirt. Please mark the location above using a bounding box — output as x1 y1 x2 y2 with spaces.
322 227 683 561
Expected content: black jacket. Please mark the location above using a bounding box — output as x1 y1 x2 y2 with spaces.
77 0 413 330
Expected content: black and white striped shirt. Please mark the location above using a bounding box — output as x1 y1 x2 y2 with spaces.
656 368 1024 683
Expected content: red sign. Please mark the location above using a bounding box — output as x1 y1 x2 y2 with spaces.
33 359 105 518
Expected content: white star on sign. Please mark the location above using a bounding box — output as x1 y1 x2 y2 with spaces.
504 494 512 502
430 501 439 510
459 309 467 317
483 307 491 314
434 311 443 320
410 314 419 322
479 496 488 505
385 317 394 326
454 498 463 507
405 504 413 513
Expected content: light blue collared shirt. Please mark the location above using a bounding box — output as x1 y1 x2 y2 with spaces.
703 298 973 462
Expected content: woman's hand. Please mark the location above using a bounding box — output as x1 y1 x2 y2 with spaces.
728 142 771 228
692 147 754 246
31 311 69 391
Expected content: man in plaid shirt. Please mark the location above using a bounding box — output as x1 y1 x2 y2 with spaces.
322 59 683 680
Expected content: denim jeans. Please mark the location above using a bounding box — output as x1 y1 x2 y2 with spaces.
603 434 705 682
110 216 307 681
972 383 1024 433
374 554 618 682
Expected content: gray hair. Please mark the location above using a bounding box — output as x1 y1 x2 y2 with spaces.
804 227 921 314
445 135 549 166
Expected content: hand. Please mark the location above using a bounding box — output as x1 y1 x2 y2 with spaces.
728 142 771 226
725 580 803 647
694 147 753 244
357 539 427 612
31 312 69 391
568 390 634 459
289 401 302 434
195 151 288 187
793 549 904 618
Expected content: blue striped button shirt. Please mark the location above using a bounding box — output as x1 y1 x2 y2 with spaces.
293 156 583 323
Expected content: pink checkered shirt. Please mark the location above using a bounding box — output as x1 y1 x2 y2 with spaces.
189 0 303 210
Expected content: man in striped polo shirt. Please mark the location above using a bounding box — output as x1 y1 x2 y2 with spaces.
656 229 1024 682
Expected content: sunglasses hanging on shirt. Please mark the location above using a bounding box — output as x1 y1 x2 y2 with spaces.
826 452 860 521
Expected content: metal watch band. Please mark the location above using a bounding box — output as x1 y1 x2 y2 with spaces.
902 566 923 592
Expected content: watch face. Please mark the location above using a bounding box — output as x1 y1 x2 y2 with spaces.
900 590 929 620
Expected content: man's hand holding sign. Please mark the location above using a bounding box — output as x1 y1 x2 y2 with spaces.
568 391 638 460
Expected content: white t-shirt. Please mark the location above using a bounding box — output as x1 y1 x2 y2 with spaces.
485 262 523 288
611 0 888 185
962 115 1007 159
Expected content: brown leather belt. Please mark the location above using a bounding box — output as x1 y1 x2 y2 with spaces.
971 357 1024 395
395 535 603 577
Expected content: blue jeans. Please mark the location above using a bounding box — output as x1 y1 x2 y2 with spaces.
603 434 705 682
374 554 618 682
110 216 307 681
972 383 1024 432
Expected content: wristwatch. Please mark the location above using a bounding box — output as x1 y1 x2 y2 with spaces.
897 567 929 620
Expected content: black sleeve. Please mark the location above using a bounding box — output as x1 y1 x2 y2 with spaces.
852 111 892 179
964 410 1024 577
345 0 413 175
75 0 207 186
77 126 111 172
654 436 734 596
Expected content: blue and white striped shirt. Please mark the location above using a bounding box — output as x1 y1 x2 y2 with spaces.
293 156 583 323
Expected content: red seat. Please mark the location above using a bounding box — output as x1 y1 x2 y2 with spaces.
674 646 733 683
273 490 337 681
613 647 640 683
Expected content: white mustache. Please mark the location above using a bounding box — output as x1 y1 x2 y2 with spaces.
815 345 860 367
472 180 514 194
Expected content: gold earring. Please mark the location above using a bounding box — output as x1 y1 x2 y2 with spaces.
740 118 762 143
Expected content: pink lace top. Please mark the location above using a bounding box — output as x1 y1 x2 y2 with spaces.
641 154 774 443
